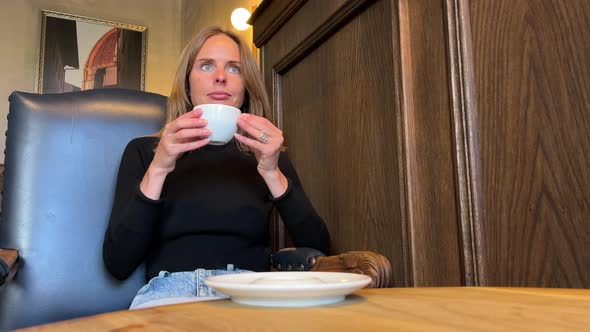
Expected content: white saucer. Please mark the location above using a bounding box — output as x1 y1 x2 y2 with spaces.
205 271 371 307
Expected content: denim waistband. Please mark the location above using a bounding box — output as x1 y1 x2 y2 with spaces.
129 265 252 309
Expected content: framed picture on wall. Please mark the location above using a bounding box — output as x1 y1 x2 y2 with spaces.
37 10 147 93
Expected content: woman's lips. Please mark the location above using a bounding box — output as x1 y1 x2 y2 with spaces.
207 92 231 100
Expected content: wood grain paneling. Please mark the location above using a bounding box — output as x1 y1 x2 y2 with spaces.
253 0 485 287
471 0 590 287
441 0 486 285
395 0 464 286
254 0 349 57
251 0 308 46
280 0 404 287
253 0 589 288
257 0 352 113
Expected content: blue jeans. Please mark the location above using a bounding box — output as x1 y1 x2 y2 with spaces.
130 264 252 309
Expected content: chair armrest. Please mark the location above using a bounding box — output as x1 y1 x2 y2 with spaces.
0 249 20 287
310 251 392 288
270 248 392 288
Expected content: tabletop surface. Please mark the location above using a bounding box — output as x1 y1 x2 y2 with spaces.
17 287 590 331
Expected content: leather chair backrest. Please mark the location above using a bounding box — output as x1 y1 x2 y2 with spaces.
0 89 166 331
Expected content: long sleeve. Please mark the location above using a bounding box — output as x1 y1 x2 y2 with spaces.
103 137 162 280
274 154 331 255
104 139 331 281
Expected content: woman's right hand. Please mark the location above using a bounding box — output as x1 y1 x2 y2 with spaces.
140 108 210 199
151 107 211 173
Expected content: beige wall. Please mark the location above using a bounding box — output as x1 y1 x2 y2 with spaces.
0 0 183 163
0 0 258 164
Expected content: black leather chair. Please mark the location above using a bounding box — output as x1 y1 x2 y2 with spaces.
0 89 391 331
0 89 164 331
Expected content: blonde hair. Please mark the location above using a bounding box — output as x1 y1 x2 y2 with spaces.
164 26 270 152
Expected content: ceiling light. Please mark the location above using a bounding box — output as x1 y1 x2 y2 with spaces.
231 8 251 31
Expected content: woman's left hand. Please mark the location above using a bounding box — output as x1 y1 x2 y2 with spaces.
234 113 284 176
234 113 289 197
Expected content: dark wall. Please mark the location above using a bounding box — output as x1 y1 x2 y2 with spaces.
252 0 590 288
472 0 590 287
252 0 471 287
281 0 406 287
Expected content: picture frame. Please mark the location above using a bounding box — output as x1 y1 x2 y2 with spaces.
37 10 147 93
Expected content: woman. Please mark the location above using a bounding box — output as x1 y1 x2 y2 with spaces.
102 26 330 308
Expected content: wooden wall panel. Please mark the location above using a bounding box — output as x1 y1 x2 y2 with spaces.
252 0 482 287
471 0 590 287
440 0 486 285
253 0 348 54
260 0 366 123
395 0 467 286
253 0 590 288
279 0 405 287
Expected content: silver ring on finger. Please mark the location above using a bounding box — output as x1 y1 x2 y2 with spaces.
259 131 270 144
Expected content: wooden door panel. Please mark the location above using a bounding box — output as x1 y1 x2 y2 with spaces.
279 0 405 287
472 0 590 287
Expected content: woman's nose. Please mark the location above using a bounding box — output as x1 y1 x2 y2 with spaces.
215 68 227 84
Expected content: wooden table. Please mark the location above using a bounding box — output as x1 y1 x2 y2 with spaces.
17 287 590 331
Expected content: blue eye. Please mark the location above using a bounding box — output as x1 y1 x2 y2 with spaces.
201 63 213 71
227 65 241 74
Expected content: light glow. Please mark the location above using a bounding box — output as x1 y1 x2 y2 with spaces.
231 8 251 31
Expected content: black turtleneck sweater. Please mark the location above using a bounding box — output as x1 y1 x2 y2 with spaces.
103 137 330 281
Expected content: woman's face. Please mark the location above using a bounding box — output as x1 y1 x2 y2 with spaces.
188 34 246 109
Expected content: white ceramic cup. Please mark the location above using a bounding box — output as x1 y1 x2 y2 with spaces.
194 104 241 145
